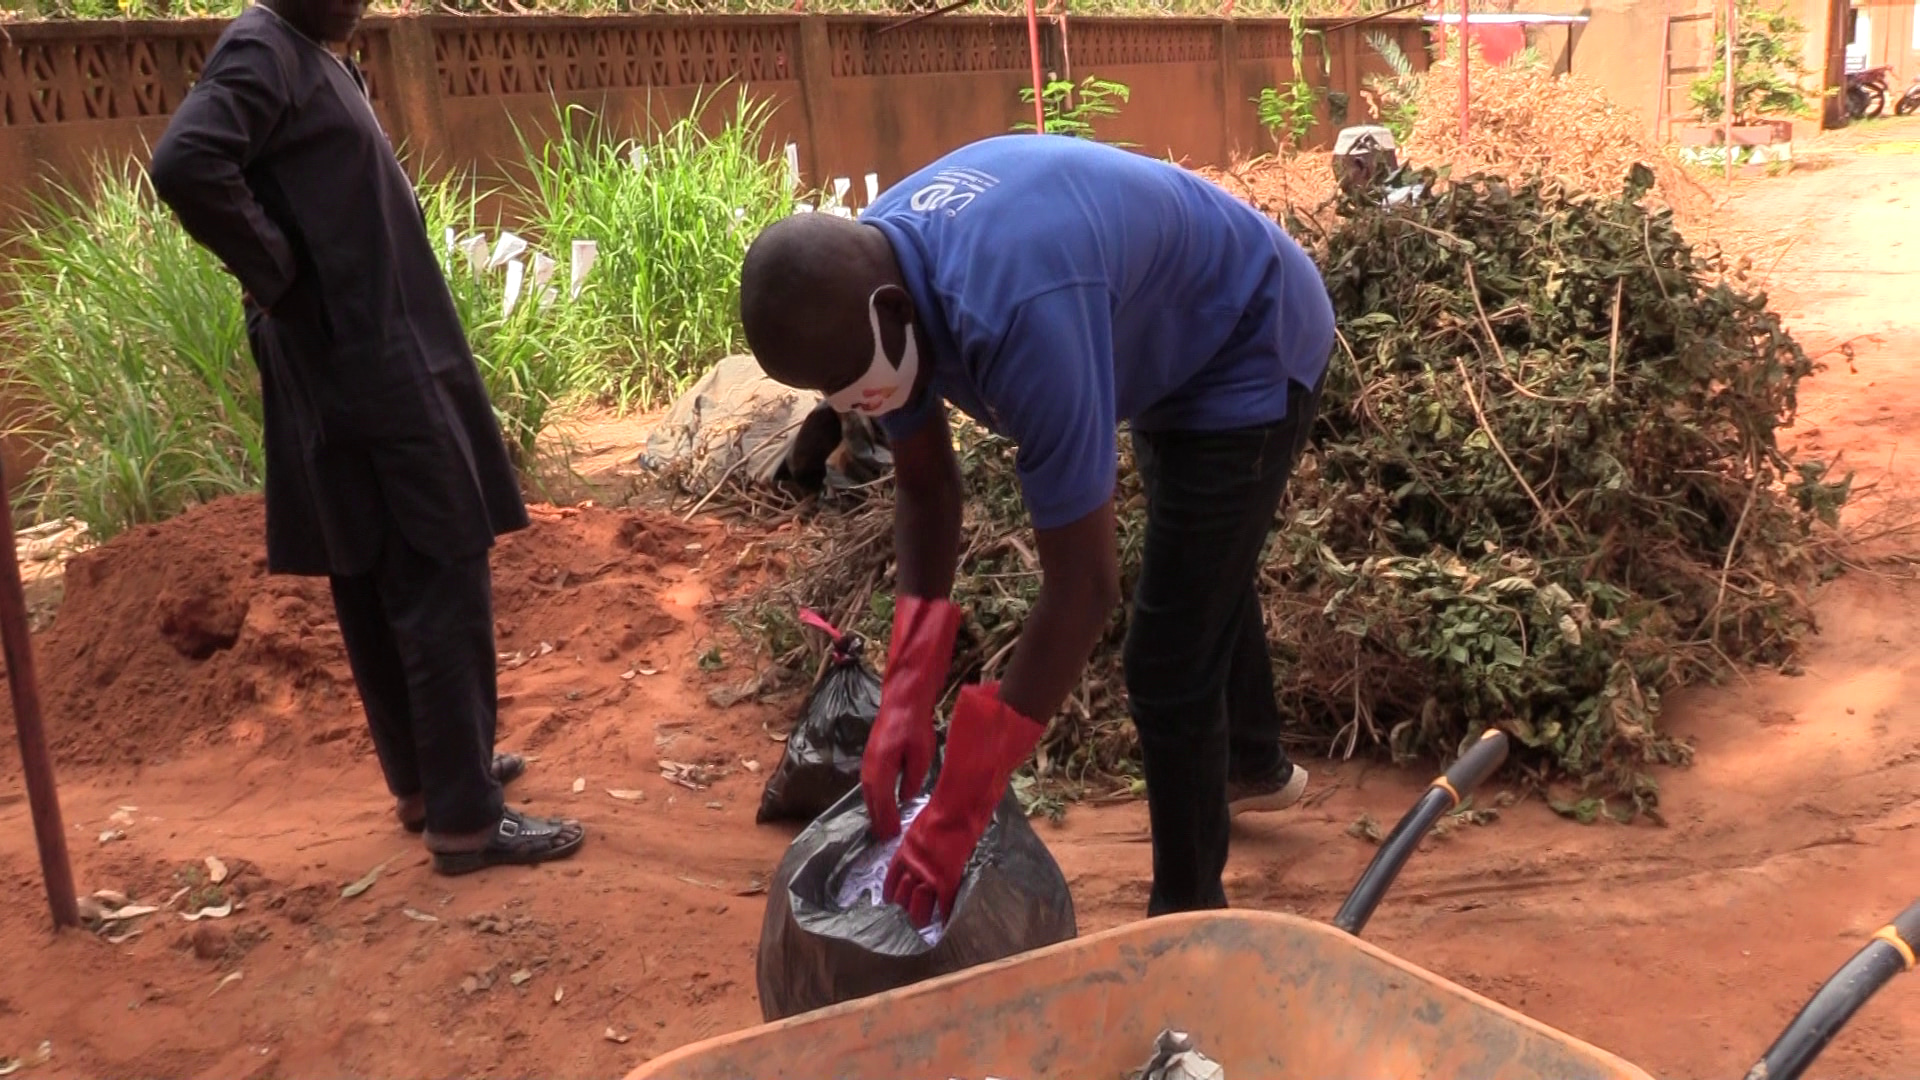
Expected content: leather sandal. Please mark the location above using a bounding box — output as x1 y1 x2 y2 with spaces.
428 808 586 876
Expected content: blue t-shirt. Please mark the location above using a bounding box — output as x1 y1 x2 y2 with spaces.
867 134 1334 531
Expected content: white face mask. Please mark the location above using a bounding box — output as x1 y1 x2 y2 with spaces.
825 289 920 417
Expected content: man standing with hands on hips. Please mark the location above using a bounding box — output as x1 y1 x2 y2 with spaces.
739 133 1334 922
148 0 584 873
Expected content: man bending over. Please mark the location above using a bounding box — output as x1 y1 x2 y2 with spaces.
739 134 1333 921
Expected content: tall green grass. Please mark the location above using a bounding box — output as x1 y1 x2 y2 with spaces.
1 160 608 540
0 94 795 539
418 172 613 462
0 160 262 540
511 89 796 409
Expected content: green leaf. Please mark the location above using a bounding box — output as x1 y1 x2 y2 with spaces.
1491 636 1526 668
1549 797 1605 825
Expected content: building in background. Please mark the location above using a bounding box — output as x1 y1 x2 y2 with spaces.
1528 0 1861 138
1844 0 1919 81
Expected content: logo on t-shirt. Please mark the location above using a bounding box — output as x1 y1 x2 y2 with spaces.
907 168 1000 218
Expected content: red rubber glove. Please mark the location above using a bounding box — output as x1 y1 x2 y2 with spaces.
884 681 1045 928
861 595 963 840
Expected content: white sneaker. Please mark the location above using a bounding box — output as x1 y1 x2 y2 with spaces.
1227 763 1309 816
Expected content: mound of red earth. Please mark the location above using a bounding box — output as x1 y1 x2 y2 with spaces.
6 495 724 772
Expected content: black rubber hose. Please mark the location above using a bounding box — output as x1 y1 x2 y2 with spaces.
1332 729 1509 936
1742 900 1920 1080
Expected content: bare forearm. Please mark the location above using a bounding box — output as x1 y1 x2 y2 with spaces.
997 575 1114 723
891 416 964 601
997 499 1121 723
894 479 961 600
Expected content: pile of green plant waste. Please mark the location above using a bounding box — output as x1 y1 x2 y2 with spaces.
727 164 1848 821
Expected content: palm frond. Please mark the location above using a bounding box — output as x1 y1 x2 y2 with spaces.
1365 30 1415 79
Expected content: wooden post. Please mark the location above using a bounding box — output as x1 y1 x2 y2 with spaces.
1655 15 1671 144
0 459 79 931
1822 0 1850 128
1458 0 1471 141
793 18 840 194
1218 19 1240 160
1724 0 1736 181
1026 0 1047 133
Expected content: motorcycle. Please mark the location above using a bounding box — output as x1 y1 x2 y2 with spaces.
1847 65 1894 120
1898 73 1920 117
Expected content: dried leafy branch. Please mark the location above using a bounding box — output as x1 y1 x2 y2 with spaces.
726 165 1847 819
1273 164 1846 815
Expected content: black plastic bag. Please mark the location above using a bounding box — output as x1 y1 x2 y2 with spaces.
755 783 1078 1022
755 611 884 825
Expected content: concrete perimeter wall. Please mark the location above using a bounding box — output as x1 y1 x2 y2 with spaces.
0 11 1429 494
0 12 1432 226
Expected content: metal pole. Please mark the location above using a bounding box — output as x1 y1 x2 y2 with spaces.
1322 0 1430 35
1458 0 1471 142
876 0 977 35
1026 0 1047 134
0 461 79 931
1723 0 1736 181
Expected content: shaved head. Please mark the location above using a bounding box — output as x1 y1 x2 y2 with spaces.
739 214 909 393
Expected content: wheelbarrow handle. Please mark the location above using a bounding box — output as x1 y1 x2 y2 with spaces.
1332 728 1509 936
1741 899 1920 1080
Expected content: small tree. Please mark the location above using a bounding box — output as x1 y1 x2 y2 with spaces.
1255 13 1340 151
1257 81 1321 150
1014 75 1134 144
1689 0 1813 125
1361 30 1423 144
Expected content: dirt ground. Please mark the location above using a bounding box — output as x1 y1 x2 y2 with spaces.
2 121 1919 1080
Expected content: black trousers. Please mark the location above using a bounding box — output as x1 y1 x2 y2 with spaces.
1124 376 1323 916
328 533 505 835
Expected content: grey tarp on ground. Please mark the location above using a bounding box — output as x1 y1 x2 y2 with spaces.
641 354 892 495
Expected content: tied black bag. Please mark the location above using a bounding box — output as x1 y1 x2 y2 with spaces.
755 783 1078 1022
755 611 884 826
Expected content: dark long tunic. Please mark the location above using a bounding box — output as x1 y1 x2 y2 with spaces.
149 5 528 577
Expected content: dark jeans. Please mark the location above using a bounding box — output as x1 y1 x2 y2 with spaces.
1124 376 1323 916
329 533 505 835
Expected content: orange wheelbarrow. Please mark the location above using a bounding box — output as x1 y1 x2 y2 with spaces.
629 731 1919 1080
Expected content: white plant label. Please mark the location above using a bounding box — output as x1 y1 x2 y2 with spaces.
460 233 490 279
531 251 558 293
488 231 528 271
503 258 526 316
570 240 598 300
